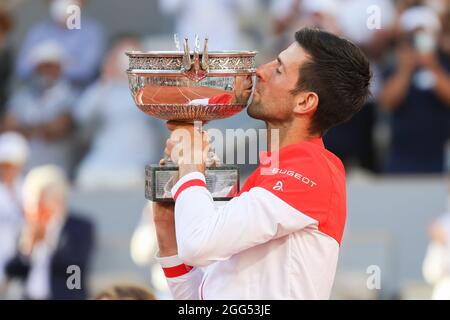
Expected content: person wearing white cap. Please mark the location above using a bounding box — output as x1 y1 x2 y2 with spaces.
379 5 450 173
15 0 105 88
2 41 76 175
0 132 29 286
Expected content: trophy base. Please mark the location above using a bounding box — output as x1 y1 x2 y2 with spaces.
145 165 240 202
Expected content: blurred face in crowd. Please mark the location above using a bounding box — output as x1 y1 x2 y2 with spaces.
248 42 316 127
95 285 156 300
25 187 66 228
441 8 450 52
308 12 328 29
49 0 83 25
102 37 141 80
0 162 22 186
426 0 450 14
403 27 439 54
399 0 425 11
0 10 12 43
34 61 62 88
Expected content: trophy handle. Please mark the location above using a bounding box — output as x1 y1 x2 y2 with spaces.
201 38 209 71
181 37 209 82
182 38 192 71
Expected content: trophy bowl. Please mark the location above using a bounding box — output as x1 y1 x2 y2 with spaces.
126 53 257 120
126 39 257 202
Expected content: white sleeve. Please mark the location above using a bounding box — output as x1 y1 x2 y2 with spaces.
171 172 318 267
156 254 204 300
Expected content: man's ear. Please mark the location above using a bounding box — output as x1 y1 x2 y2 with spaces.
293 91 319 115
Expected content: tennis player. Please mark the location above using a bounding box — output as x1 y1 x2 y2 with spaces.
154 28 372 300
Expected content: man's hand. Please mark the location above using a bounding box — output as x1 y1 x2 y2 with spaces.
417 52 440 71
232 75 253 105
153 202 178 257
19 223 47 256
165 121 208 178
397 44 417 73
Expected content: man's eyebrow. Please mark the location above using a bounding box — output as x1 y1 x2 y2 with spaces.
277 56 284 66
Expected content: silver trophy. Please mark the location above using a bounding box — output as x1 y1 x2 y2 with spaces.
126 37 257 202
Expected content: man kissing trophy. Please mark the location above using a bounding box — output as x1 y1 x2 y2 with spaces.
126 36 257 202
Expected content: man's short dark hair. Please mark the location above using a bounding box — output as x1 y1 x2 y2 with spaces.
292 28 372 136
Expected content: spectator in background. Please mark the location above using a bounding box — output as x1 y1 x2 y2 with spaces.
15 0 105 89
5 165 94 300
323 0 396 173
425 0 450 14
269 0 392 173
130 202 170 299
379 5 450 174
337 0 396 60
398 0 428 12
130 203 158 269
270 0 340 54
423 176 450 299
435 0 450 56
0 132 29 285
0 8 13 117
2 41 76 175
95 284 156 300
159 0 257 50
73 35 164 190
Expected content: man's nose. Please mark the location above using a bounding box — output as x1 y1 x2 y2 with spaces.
256 66 265 81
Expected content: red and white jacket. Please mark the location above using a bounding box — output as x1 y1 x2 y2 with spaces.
156 138 346 300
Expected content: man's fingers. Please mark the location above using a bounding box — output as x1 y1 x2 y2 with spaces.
166 121 180 130
202 130 210 142
233 76 253 103
164 147 171 159
164 123 211 165
166 121 193 131
244 76 253 90
165 138 177 153
237 75 252 89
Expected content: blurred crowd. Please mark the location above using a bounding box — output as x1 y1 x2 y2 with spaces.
270 0 450 175
0 0 450 299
